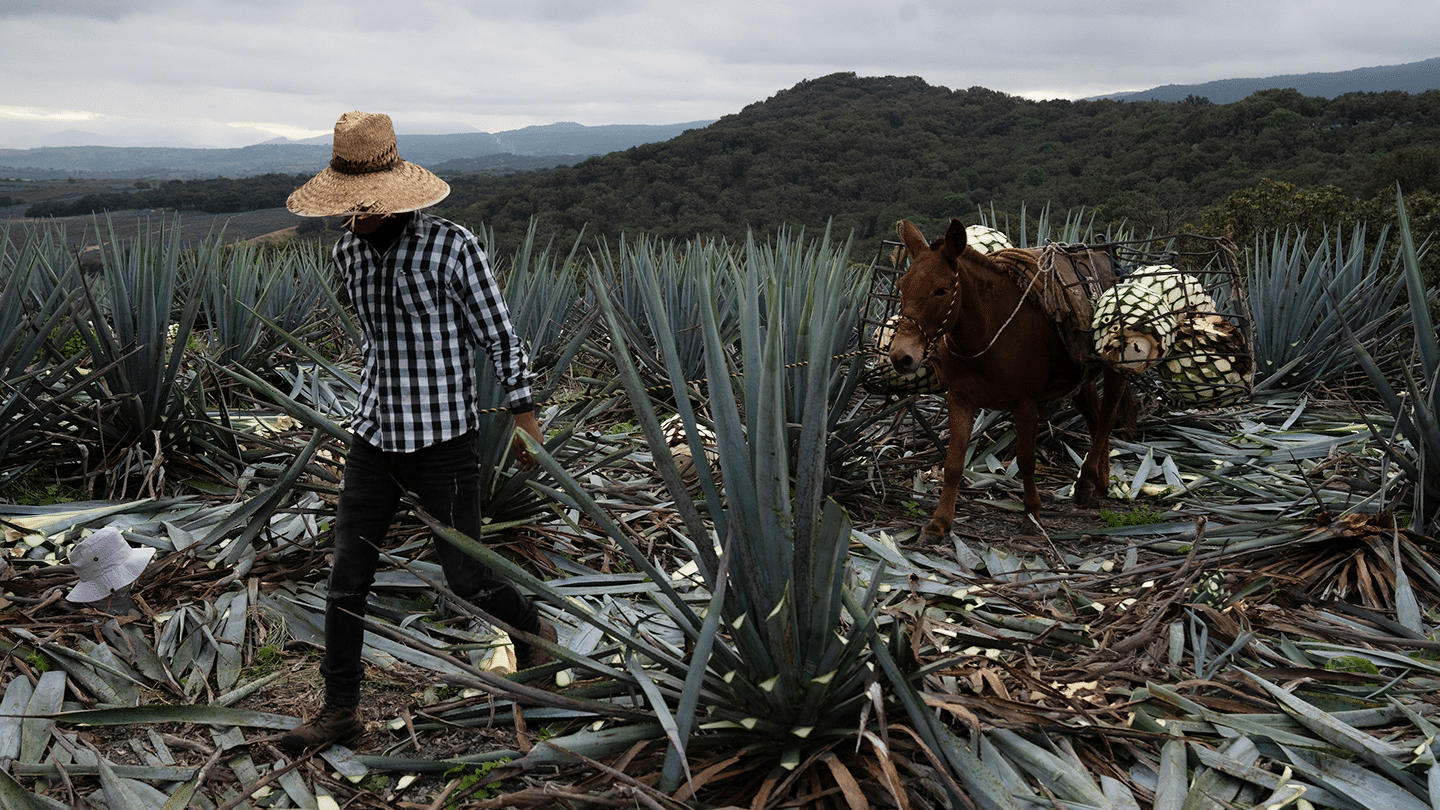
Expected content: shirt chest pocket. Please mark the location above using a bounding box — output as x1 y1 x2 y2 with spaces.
395 266 443 318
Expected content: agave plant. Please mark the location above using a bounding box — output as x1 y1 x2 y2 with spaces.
590 232 742 394
743 224 909 490
1249 223 1404 392
0 224 90 478
972 202 1132 247
40 216 208 500
1349 191 1440 535
196 239 328 372
490 218 588 373
417 236 988 808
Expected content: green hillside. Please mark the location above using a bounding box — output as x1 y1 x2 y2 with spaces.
437 72 1440 255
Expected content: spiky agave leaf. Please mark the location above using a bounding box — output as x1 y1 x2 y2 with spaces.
1348 190 1440 535
590 232 739 389
742 224 885 486
197 240 327 372
495 230 906 800
0 223 90 466
67 214 205 457
1250 224 1403 392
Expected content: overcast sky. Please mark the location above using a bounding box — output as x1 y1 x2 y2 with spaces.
3 0 1437 150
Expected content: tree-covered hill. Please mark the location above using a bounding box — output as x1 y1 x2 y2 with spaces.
439 72 1440 254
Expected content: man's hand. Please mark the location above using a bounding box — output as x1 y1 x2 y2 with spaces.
511 410 544 469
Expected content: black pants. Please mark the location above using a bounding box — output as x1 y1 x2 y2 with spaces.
320 430 539 706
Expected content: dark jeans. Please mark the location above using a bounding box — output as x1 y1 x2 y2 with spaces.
320 430 539 706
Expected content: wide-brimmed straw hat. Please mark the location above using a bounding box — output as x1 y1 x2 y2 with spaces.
65 527 156 603
286 111 450 217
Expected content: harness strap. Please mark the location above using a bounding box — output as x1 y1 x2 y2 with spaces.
941 260 1046 361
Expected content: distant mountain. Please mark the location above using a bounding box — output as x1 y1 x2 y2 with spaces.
1095 56 1440 104
0 120 715 180
438 72 1440 253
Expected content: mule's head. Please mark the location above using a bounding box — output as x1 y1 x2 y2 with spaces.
888 218 968 374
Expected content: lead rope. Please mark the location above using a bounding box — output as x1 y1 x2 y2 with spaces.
942 260 1045 360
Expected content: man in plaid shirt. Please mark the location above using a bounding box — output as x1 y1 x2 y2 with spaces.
280 111 555 753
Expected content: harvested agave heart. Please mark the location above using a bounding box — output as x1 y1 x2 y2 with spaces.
1135 266 1215 319
1160 313 1254 405
965 224 1012 255
660 413 720 480
1091 279 1174 374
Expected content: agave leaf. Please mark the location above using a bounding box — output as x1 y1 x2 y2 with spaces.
1178 736 1257 810
0 500 166 541
509 723 667 768
624 651 693 792
1239 672 1415 762
1153 738 1187 810
1146 682 1324 748
214 589 247 693
1101 774 1143 810
275 758 316 809
1129 447 1156 500
659 551 731 793
99 621 176 692
54 704 298 729
39 643 137 707
319 744 368 781
0 674 34 760
989 728 1112 809
1391 546 1422 634
1279 744 1429 810
97 754 171 810
158 780 198 810
20 670 65 764
1188 745 1343 807
0 767 47 810
977 734 1031 796
8 761 197 782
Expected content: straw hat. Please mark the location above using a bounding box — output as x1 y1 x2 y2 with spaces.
286 111 450 217
66 527 156 603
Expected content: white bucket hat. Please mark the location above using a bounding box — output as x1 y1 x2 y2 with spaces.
66 527 156 603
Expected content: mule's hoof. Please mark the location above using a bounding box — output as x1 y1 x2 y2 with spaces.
1018 518 1043 537
1072 485 1098 508
919 521 950 542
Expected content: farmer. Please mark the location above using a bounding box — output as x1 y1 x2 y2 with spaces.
279 111 555 754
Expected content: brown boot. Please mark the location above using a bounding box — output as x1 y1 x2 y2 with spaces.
515 619 558 670
278 703 363 754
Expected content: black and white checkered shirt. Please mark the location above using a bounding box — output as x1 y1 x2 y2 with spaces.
334 212 533 452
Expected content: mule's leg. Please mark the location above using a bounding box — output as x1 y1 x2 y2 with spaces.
923 394 976 540
1071 379 1104 507
1074 369 1127 506
1013 400 1044 535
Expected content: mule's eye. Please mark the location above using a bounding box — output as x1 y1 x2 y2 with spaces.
932 287 948 298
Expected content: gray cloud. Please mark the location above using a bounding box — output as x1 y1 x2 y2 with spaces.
1 0 1436 148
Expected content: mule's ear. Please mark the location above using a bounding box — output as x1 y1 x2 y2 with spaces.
899 220 928 257
942 218 968 261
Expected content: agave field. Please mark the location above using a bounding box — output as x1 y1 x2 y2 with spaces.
0 201 1438 810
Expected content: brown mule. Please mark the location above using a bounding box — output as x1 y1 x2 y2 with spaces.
887 218 1128 538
